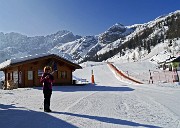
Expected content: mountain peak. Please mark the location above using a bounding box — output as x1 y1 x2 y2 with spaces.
55 30 70 36
107 23 126 33
114 23 124 26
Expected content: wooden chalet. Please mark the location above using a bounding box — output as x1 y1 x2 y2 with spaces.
158 56 180 71
0 53 82 89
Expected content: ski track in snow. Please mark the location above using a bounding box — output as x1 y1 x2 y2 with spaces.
0 63 180 128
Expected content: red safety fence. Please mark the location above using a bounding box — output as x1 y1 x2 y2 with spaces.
121 69 177 84
107 62 143 84
108 62 179 84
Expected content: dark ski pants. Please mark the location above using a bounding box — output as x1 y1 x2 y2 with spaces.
43 89 52 110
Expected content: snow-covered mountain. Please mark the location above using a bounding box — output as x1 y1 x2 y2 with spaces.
105 10 180 63
54 10 179 63
83 10 180 63
0 30 81 63
50 23 134 62
50 36 98 61
0 10 180 64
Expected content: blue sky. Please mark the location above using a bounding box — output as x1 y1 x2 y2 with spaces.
0 0 179 36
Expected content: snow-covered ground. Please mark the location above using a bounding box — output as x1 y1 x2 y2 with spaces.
0 61 180 128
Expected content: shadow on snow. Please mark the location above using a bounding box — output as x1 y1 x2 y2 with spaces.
52 111 161 128
33 84 134 92
0 104 77 128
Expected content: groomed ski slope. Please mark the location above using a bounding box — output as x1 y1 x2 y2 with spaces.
0 62 180 128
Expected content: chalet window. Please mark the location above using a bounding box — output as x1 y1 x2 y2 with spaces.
19 71 22 84
60 71 67 79
13 71 18 83
28 71 33 80
38 70 44 76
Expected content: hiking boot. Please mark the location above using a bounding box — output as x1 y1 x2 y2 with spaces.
44 109 51 112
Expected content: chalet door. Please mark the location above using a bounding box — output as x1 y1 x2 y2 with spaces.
27 71 33 87
18 71 23 88
33 71 36 86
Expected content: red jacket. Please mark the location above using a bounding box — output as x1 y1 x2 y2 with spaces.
40 73 54 90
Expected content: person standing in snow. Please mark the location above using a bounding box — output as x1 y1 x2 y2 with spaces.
40 66 54 112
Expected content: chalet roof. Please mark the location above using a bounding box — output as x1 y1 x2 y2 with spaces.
172 56 180 62
158 56 180 64
0 53 82 70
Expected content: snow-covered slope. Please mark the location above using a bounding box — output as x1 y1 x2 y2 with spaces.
105 10 180 63
108 37 180 63
50 36 98 61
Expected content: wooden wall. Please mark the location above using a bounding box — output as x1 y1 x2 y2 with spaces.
4 57 74 89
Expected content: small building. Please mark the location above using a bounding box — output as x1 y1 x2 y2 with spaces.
0 53 82 89
158 56 180 71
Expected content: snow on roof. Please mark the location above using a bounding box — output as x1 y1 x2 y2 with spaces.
165 56 177 63
172 56 180 62
0 53 53 69
157 56 179 64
